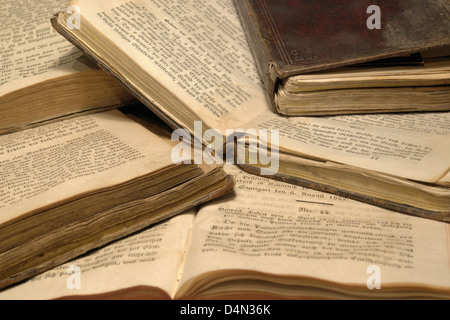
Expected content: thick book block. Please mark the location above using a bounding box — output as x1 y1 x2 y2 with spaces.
0 0 136 134
0 109 234 290
2 165 450 300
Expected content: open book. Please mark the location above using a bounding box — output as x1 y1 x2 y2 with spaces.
0 108 234 291
1 165 449 300
234 0 450 116
237 111 450 222
0 0 136 135
51 0 450 221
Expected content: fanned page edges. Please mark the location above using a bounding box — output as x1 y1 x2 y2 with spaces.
0 108 235 290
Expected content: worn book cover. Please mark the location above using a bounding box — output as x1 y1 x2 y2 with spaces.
234 0 450 112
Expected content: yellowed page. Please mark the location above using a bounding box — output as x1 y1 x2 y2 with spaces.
177 165 450 298
438 172 450 187
0 211 195 300
242 111 450 183
0 0 87 97
65 0 268 132
0 110 175 226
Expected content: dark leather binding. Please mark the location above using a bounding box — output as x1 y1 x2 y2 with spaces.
235 0 450 111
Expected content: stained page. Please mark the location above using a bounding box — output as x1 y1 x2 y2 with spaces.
64 0 268 131
242 111 450 182
0 212 195 300
177 165 450 297
0 110 176 225
0 0 88 96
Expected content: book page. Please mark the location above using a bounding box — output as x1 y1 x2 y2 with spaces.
70 0 268 131
332 112 450 136
177 165 450 297
0 211 195 300
242 111 450 183
0 110 176 226
0 0 89 96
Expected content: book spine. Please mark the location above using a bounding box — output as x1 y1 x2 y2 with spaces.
234 0 280 112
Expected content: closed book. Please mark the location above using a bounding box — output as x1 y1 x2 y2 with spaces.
235 0 450 115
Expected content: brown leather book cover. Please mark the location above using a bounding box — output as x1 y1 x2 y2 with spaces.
235 0 450 111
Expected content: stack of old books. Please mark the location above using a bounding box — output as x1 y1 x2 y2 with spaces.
1 0 449 300
0 0 235 295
